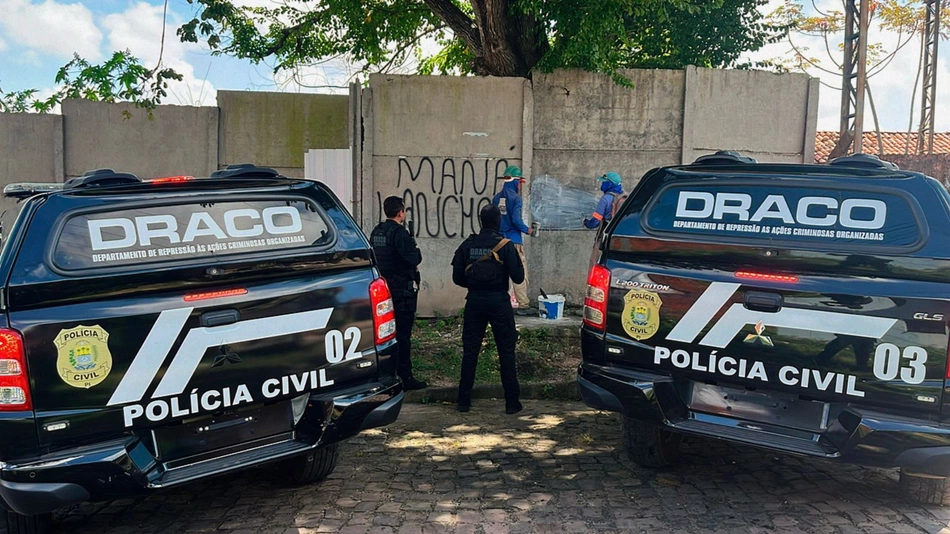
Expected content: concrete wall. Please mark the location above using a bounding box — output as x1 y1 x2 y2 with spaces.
363 69 820 314
218 91 349 178
62 99 219 179
681 66 819 164
0 112 64 222
530 69 687 306
0 90 350 237
363 74 527 314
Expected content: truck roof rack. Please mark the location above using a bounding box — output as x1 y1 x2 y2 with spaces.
692 151 758 165
3 183 64 200
828 153 900 171
210 164 281 179
64 169 142 190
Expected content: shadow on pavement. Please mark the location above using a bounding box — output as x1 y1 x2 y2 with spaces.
62 401 947 533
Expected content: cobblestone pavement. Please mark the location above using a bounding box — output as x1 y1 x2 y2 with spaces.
63 400 950 534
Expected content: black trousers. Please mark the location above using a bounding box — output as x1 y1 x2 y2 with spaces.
393 292 418 380
458 293 520 407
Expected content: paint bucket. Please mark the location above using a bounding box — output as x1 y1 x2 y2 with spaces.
538 294 565 320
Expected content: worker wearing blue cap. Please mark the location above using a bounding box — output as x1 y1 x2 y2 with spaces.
584 172 625 229
493 165 534 315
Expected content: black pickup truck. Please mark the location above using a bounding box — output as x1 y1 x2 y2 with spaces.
579 152 950 504
0 165 403 533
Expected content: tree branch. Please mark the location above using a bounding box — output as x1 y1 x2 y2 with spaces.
421 0 481 54
262 21 311 58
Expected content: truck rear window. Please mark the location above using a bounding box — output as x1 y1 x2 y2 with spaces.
52 199 332 270
643 183 923 248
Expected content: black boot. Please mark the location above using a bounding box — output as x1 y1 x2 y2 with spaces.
402 376 428 390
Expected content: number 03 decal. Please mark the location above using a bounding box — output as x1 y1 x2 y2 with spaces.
873 343 927 385
325 327 362 364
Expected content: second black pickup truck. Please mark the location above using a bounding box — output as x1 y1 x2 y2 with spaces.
579 153 950 504
0 165 404 533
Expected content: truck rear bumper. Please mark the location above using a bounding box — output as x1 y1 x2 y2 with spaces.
578 362 950 477
0 379 403 516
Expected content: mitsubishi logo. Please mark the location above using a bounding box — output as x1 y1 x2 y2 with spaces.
743 321 774 347
211 344 242 367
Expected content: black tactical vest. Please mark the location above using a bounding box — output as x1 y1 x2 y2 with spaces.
370 220 414 284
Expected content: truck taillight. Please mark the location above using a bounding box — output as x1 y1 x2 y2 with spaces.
369 278 397 345
584 264 611 331
0 329 30 411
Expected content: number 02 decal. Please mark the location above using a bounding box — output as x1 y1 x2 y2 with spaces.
325 327 362 364
873 343 927 385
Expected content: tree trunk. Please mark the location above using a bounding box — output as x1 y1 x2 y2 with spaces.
423 0 545 77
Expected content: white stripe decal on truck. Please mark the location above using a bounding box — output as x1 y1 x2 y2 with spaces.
666 283 740 343
151 308 334 398
107 307 194 406
107 307 335 407
699 305 897 348
664 281 897 348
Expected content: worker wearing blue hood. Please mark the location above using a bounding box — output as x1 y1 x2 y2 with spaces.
492 165 534 315
584 172 624 229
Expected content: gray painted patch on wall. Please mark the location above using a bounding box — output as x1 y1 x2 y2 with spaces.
529 175 598 230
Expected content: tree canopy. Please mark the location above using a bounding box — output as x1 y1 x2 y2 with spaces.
2 0 784 112
182 0 784 79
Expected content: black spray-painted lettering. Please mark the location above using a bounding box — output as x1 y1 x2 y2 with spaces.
375 157 513 238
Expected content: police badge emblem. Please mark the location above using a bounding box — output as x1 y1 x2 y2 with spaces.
54 325 113 389
622 290 662 340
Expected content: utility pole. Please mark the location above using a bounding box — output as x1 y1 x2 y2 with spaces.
829 0 870 159
918 0 941 154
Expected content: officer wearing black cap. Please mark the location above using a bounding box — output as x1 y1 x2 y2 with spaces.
370 196 427 390
451 204 524 414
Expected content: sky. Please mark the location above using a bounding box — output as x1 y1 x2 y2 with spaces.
0 0 948 133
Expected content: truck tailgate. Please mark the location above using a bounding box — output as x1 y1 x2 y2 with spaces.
605 263 949 422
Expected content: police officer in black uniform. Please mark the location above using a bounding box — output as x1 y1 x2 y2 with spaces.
451 204 525 414
370 196 427 390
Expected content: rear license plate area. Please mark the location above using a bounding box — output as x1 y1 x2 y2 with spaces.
689 383 830 432
154 402 293 462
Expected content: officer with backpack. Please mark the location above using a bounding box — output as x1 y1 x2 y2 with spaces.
370 196 427 391
584 172 625 229
451 204 525 415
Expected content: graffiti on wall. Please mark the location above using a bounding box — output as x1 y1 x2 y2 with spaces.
375 156 515 238
528 175 599 230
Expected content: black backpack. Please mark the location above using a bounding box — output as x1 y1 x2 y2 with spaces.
465 238 510 284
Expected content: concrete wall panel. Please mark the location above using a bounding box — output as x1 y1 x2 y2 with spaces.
218 91 348 171
372 75 524 158
682 67 814 163
63 99 218 178
366 74 525 315
0 112 63 183
533 69 686 155
528 69 687 305
0 112 63 223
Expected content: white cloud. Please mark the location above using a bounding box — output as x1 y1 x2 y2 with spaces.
0 0 102 60
102 2 216 106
